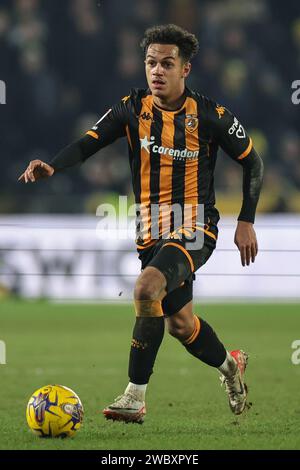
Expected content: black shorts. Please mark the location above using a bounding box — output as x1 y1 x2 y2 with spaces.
137 225 218 316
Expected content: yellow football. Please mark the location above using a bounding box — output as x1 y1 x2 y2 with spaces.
26 384 84 438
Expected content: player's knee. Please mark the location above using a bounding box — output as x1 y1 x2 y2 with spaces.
134 268 166 301
167 322 194 342
134 280 160 301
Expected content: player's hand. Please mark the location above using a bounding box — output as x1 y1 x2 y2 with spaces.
18 160 54 183
234 221 258 267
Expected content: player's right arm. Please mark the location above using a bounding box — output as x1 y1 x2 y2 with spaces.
18 96 130 183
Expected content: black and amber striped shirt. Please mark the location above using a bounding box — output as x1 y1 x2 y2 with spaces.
50 88 255 247
84 88 253 246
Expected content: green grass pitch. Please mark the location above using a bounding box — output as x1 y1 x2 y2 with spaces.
0 300 299 450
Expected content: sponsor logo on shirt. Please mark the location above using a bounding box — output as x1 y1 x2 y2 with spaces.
140 112 153 121
228 117 246 138
140 136 199 161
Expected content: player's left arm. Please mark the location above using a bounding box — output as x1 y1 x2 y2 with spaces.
210 105 264 266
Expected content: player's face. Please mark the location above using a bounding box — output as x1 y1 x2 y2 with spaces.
145 44 191 101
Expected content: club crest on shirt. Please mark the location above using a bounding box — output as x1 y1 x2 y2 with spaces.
185 114 198 133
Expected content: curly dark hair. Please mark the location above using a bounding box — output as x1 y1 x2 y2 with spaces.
140 24 199 62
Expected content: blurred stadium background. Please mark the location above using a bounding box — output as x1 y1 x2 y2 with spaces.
0 0 300 452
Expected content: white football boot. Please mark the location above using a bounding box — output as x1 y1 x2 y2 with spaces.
220 349 249 415
103 389 146 424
